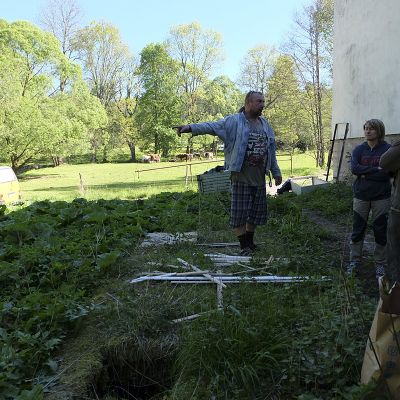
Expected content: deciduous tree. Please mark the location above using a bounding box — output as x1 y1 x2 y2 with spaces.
284 0 334 167
167 22 224 153
237 44 277 99
74 20 131 107
0 20 106 170
39 0 82 91
73 21 133 160
136 43 181 156
264 55 308 152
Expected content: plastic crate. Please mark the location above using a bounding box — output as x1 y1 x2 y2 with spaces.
197 170 231 193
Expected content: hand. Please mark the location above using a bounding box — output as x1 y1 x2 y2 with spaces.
274 176 282 186
172 125 191 137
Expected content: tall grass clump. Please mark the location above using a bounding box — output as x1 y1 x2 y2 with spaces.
171 281 376 399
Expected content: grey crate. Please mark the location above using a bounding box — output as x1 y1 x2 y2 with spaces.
197 170 231 193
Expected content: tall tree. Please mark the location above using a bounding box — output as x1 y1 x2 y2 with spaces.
112 58 141 162
284 0 334 167
45 80 108 165
166 22 224 121
264 55 308 152
166 22 223 153
74 20 131 107
39 0 82 91
73 20 133 161
198 75 243 120
0 20 106 170
237 44 277 98
136 43 181 156
191 75 243 153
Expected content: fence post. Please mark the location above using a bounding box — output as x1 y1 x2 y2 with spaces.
290 153 293 175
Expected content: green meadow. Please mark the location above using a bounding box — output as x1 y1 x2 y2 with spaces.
19 152 324 202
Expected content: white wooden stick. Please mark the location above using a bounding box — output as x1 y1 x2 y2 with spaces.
177 258 227 288
217 269 224 311
172 310 214 323
130 275 330 284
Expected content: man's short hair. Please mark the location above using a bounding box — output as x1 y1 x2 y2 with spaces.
238 91 264 112
245 90 263 104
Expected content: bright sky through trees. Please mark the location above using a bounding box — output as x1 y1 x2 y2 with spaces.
1 0 311 81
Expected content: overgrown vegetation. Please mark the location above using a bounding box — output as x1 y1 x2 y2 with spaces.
1 183 388 399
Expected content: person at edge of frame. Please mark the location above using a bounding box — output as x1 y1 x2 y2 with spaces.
379 137 400 286
173 91 282 256
347 119 392 279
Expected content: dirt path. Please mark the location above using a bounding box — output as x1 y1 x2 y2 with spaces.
302 208 379 295
302 208 375 256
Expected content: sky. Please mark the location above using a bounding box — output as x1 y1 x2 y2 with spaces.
1 0 311 81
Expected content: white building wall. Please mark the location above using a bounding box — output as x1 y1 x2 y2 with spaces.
332 0 400 179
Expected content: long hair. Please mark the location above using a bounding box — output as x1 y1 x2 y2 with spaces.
364 119 386 141
238 90 263 113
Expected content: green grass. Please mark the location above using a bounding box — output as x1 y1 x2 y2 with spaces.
2 171 383 399
19 152 324 202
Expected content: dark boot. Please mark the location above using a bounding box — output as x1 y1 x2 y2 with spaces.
238 233 252 256
245 231 256 250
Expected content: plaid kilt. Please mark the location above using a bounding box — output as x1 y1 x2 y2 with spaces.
229 181 267 228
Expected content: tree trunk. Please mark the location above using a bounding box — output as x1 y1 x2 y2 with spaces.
128 141 136 162
101 146 108 163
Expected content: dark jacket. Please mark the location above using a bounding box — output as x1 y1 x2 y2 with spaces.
350 141 391 201
380 139 400 211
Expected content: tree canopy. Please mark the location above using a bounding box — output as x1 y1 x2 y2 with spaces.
0 0 334 168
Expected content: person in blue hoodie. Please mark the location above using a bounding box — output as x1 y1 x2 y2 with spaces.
174 91 282 255
347 119 391 278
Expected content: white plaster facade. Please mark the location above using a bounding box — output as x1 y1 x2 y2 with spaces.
332 0 400 180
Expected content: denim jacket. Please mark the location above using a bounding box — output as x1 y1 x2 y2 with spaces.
190 112 281 178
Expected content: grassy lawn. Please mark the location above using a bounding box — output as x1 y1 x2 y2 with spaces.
19 152 324 202
3 151 381 399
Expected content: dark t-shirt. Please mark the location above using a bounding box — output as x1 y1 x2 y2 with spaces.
231 120 267 186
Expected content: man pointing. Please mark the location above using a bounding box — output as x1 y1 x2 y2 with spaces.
175 91 282 255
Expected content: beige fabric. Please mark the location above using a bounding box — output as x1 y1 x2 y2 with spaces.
361 278 400 398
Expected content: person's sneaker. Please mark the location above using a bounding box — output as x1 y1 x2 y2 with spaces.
239 247 253 256
375 264 386 279
346 261 360 275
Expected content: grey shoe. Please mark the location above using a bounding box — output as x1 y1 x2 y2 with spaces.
346 261 360 275
375 264 386 279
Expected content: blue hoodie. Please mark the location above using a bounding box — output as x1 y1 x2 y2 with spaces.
350 141 391 201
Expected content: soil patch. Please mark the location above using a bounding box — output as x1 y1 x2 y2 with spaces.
302 208 379 296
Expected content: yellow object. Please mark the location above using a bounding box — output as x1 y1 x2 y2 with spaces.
361 276 400 398
0 166 21 204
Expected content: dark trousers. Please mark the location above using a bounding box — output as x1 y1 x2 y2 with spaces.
350 198 390 264
386 209 400 284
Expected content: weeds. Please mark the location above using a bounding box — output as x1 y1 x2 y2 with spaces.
1 183 380 399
